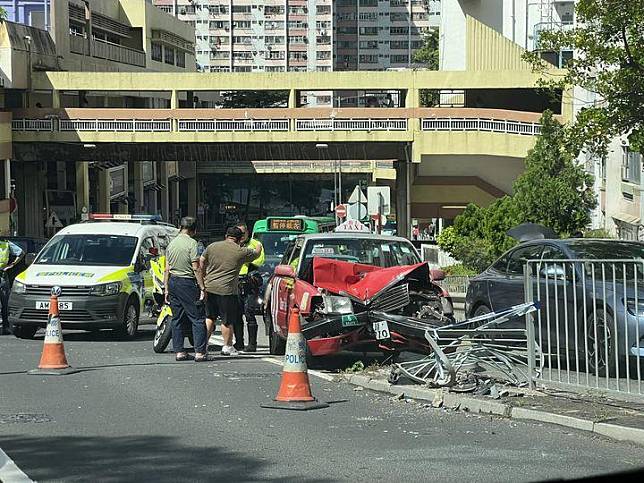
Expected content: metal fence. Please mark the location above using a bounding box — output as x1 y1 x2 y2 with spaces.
177 119 290 132
524 259 644 399
295 118 408 131
422 118 541 136
11 119 53 131
59 119 172 132
439 276 471 296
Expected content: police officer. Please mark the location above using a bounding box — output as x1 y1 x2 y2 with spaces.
235 222 265 352
0 239 25 335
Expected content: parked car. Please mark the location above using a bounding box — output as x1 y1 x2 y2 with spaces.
263 233 454 358
466 238 644 374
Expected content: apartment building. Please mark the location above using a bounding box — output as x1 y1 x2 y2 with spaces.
0 0 197 236
153 0 440 74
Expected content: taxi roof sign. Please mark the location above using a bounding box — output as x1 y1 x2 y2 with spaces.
86 213 164 223
334 219 371 232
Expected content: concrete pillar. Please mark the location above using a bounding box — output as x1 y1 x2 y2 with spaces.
170 90 178 109
3 159 10 199
97 168 110 213
405 88 420 108
187 176 197 217
52 89 60 108
17 161 45 237
130 162 145 213
75 161 90 216
170 179 180 224
395 160 410 239
288 89 297 108
158 162 170 221
56 161 66 190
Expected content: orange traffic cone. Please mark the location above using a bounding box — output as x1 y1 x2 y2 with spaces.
261 307 329 411
29 287 77 376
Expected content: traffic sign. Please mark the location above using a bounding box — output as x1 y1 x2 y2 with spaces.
348 185 367 204
335 219 370 232
367 186 391 216
347 203 367 221
46 211 63 229
335 203 347 219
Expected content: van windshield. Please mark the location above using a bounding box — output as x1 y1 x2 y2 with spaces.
35 235 138 266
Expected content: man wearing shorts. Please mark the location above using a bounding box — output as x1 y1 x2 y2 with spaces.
201 226 262 356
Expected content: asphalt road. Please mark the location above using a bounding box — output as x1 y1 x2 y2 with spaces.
1 327 644 482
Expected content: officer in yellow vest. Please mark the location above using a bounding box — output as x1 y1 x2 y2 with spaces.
235 223 265 352
0 239 25 335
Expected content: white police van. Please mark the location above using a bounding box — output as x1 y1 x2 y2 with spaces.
9 214 178 339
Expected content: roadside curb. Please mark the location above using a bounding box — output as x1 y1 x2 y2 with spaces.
342 374 644 446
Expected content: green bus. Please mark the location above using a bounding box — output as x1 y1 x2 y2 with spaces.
252 216 336 274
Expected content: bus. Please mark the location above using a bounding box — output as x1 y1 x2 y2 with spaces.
251 216 335 274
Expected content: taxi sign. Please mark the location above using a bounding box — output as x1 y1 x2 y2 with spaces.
268 218 305 231
335 219 370 232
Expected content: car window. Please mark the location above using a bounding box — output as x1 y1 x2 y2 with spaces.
507 244 544 276
289 239 304 268
281 240 296 266
491 253 511 274
541 245 567 260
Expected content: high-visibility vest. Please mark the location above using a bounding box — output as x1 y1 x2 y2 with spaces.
239 238 265 276
0 242 10 270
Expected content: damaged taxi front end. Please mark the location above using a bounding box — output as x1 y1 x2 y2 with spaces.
292 258 454 357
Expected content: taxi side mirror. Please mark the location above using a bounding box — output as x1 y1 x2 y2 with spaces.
274 264 296 278
24 253 36 266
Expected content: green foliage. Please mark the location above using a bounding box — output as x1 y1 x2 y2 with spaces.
220 90 288 109
0 7 6 20
583 228 614 239
439 111 597 272
441 264 477 277
512 111 597 236
412 28 439 107
523 0 644 154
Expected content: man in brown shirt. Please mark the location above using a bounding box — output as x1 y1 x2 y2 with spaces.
201 226 262 356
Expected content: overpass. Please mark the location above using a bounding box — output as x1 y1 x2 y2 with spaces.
6 68 567 237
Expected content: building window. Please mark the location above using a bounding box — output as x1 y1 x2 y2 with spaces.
232 5 252 13
164 46 175 65
622 147 642 184
176 50 185 68
234 66 252 72
391 55 408 63
151 42 163 62
233 21 251 29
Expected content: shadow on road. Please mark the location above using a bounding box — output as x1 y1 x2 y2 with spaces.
1 434 335 483
31 328 156 343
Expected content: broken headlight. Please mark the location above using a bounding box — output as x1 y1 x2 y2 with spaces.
322 295 353 315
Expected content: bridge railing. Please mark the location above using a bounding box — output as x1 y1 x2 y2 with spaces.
295 118 408 131
177 119 290 132
422 117 541 135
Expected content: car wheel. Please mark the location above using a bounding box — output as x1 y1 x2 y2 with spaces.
115 298 139 340
586 310 616 376
12 324 38 339
473 304 491 318
266 305 286 355
153 315 172 353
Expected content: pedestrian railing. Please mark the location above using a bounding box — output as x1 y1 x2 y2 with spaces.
524 259 644 399
295 118 408 131
12 119 53 131
59 119 172 132
439 275 471 296
422 118 541 136
177 119 290 132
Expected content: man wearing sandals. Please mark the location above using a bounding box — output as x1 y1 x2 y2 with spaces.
164 217 208 362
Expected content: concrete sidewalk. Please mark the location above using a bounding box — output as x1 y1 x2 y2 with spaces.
341 369 644 446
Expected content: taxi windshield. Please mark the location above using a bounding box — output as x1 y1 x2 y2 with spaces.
254 232 297 261
35 234 138 266
301 238 420 270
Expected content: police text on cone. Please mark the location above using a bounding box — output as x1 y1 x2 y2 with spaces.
37 289 70 370
275 307 315 402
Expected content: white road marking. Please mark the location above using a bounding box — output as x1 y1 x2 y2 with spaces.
0 447 33 482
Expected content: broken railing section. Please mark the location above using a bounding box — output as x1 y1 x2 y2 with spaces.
389 302 542 389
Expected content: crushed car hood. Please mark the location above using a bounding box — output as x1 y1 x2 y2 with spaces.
313 257 430 303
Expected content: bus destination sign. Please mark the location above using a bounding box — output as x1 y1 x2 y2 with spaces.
269 218 305 231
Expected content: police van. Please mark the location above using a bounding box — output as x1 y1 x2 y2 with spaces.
9 214 178 339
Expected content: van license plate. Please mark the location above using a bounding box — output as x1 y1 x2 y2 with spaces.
36 301 73 311
372 321 391 340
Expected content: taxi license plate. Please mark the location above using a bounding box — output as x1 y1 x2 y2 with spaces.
372 321 390 340
36 301 73 311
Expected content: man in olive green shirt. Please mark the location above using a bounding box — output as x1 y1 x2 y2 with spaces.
201 226 262 356
164 217 207 361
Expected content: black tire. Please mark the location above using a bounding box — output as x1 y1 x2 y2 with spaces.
473 304 491 318
266 303 286 355
153 316 172 353
586 310 617 377
12 324 38 339
115 298 139 340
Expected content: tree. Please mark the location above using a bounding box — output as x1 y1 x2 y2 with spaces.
437 111 597 272
524 0 644 153
0 7 6 20
220 90 288 109
412 28 440 107
512 111 597 236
